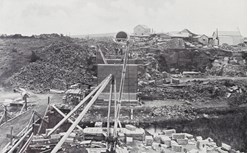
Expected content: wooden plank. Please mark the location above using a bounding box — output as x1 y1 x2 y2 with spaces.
18 133 34 153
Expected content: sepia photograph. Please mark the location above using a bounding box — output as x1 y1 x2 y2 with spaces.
0 0 247 152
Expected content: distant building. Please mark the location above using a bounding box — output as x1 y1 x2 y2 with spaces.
180 29 197 37
167 29 197 40
193 34 209 45
212 29 243 45
156 33 171 39
133 25 151 36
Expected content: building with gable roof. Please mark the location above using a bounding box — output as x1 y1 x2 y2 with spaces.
212 29 243 45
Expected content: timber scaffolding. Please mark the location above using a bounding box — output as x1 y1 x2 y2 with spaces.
2 34 132 153
1 74 127 153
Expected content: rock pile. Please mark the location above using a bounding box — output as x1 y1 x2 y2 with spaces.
150 105 196 120
139 79 247 105
9 40 94 92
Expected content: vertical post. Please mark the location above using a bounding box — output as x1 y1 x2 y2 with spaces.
130 108 133 120
48 96 50 104
115 43 129 130
24 95 27 111
107 77 114 138
4 105 8 122
32 111 35 133
10 126 13 145
113 78 117 138
37 102 50 134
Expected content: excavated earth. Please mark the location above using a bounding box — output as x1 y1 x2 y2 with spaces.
0 36 246 152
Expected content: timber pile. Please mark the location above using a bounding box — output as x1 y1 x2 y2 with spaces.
9 41 94 92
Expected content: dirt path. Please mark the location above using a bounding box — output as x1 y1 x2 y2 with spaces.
0 92 63 150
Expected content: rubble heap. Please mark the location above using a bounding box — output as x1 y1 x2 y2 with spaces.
139 79 247 105
9 40 94 92
150 105 196 120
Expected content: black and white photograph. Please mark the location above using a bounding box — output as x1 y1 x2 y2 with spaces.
0 0 247 152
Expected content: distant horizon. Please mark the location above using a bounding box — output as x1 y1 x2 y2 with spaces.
0 0 246 37
1 28 247 38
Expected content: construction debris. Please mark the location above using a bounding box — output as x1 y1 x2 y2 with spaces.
9 40 94 92
0 30 246 153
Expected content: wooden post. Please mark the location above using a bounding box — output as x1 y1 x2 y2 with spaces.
48 96 50 104
4 105 8 122
113 78 118 138
32 111 35 133
7 128 33 153
115 44 129 134
37 103 50 134
130 108 133 120
107 77 114 138
24 96 27 111
18 133 33 153
10 126 13 145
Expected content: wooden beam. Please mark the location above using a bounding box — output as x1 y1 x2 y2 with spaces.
98 46 108 64
18 132 33 153
33 111 48 124
1 122 31 152
107 77 114 138
114 44 129 138
7 128 32 153
26 112 35 129
37 103 50 134
113 78 118 138
51 74 112 153
46 76 109 137
51 105 83 130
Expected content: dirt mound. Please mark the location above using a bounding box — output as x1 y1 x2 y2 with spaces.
0 38 49 84
8 40 94 92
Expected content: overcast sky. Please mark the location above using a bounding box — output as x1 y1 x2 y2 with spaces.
0 0 247 36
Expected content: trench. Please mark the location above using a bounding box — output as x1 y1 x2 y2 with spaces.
47 107 246 152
